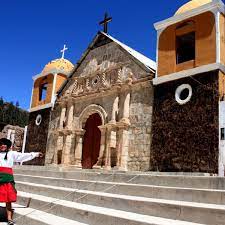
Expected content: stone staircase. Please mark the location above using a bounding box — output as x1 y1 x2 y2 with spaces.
4 166 225 225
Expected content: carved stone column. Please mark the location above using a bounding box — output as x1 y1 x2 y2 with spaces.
104 126 112 170
116 91 131 171
116 126 129 171
120 92 131 125
96 125 107 168
62 130 75 166
109 96 119 123
74 129 85 167
61 131 74 166
53 133 63 165
98 124 117 170
66 100 74 130
59 105 67 129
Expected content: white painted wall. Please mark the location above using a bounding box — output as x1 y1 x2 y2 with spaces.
219 101 225 176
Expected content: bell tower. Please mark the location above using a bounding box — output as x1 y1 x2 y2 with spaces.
25 47 74 165
151 0 225 174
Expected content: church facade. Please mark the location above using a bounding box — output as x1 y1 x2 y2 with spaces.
26 0 225 174
44 32 155 171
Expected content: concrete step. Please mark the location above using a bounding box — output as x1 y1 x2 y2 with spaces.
14 166 225 189
15 183 225 225
15 174 225 205
10 204 87 225
13 166 225 225
0 203 88 225
15 191 206 225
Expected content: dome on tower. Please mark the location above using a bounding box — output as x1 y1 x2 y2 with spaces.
175 0 212 15
42 58 74 76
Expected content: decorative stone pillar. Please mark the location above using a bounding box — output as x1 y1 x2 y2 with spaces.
59 105 67 129
61 131 74 165
121 92 131 125
116 127 129 171
53 132 64 165
74 129 85 167
104 127 112 170
116 91 131 171
110 96 119 123
66 100 74 130
96 125 107 167
99 124 117 170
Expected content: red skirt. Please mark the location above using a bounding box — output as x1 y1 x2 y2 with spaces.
0 183 17 203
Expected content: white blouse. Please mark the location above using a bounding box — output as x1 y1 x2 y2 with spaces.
0 151 39 168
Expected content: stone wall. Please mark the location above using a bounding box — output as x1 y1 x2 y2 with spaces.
128 82 153 171
0 125 24 150
25 108 51 165
151 71 219 173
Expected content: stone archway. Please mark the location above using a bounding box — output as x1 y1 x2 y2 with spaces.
79 104 107 129
79 104 108 169
82 113 102 169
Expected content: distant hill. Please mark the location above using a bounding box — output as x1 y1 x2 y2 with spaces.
0 97 29 129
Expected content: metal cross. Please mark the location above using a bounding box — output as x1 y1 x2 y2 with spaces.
60 44 68 59
99 13 112 33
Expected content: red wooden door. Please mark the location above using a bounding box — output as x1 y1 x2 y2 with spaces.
82 113 102 169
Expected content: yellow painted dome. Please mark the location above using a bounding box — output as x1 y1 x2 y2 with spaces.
175 0 212 15
42 58 74 76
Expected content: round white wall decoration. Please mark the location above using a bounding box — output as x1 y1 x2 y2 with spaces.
35 114 42 126
175 84 192 105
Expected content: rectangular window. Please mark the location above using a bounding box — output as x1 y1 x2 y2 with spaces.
39 83 48 101
176 32 195 64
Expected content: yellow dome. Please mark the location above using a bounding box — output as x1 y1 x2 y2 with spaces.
42 58 74 76
175 0 212 15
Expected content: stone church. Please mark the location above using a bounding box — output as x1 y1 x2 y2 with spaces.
26 0 225 174
26 29 156 171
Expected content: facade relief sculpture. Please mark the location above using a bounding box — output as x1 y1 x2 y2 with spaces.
44 32 155 171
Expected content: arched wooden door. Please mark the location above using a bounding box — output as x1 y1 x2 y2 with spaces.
82 113 102 169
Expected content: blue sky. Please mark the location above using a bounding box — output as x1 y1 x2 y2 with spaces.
0 0 189 110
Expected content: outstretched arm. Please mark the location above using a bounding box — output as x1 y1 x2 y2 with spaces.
12 151 42 163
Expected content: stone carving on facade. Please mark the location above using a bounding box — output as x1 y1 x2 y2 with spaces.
126 71 135 85
69 66 134 98
64 89 71 97
117 68 123 83
101 72 110 88
91 75 101 89
85 78 91 92
72 79 78 94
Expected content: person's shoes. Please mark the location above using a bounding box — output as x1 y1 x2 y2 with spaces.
7 220 15 225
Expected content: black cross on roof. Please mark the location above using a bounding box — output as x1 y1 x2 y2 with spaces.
99 13 112 33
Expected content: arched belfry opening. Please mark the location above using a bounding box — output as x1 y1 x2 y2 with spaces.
82 113 102 169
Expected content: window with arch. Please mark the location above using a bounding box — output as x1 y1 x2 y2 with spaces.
176 21 195 64
39 78 48 101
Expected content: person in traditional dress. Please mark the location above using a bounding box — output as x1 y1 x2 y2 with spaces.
0 138 43 225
